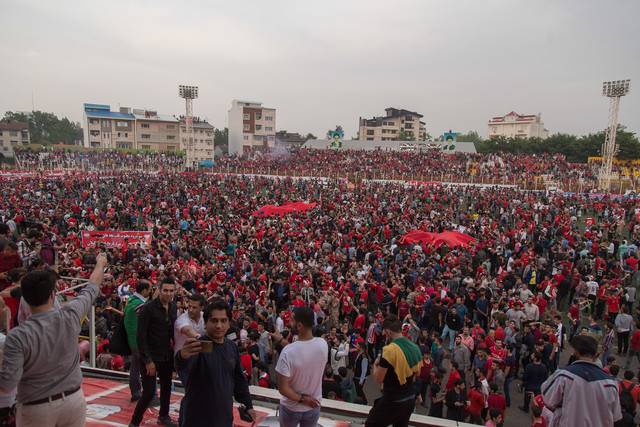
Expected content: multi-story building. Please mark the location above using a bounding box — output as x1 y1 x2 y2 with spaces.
84 104 136 149
275 130 308 150
228 100 276 155
179 116 215 163
0 122 29 157
488 111 549 139
358 108 427 141
132 108 180 152
84 104 182 151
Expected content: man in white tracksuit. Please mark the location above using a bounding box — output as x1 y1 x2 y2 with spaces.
542 335 622 427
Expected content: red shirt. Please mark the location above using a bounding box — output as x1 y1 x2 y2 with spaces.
467 388 484 417
607 296 620 314
446 369 461 391
353 314 366 333
487 393 506 417
631 330 640 351
240 354 252 380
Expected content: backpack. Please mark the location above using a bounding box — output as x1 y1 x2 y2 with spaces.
620 381 637 415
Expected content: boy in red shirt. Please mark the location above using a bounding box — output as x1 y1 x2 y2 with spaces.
626 323 640 370
487 383 506 421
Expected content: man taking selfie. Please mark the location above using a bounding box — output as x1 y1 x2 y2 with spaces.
177 298 256 427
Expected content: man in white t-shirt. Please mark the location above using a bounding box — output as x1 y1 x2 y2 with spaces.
276 306 328 427
174 294 205 384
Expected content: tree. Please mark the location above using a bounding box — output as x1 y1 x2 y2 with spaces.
214 127 229 154
474 126 640 163
456 131 483 144
398 130 416 141
2 110 82 145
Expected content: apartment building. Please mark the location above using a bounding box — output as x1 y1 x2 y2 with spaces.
488 111 549 139
358 108 427 141
179 116 215 163
132 109 180 152
228 100 276 155
84 104 136 149
0 122 29 157
84 104 182 151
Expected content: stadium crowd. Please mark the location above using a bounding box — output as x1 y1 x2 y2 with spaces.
0 156 639 426
10 148 614 191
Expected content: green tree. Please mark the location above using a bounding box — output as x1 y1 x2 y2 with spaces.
214 127 229 154
2 110 82 145
398 129 416 141
457 130 483 144
474 126 640 163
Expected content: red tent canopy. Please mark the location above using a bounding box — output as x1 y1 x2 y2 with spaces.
431 230 476 248
398 230 435 245
252 202 317 217
400 230 475 248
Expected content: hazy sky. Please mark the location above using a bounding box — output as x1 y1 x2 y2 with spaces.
1 0 638 139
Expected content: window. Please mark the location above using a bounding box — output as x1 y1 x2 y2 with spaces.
366 130 374 135
255 114 262 120
367 137 374 141
243 124 250 131
254 135 263 140
117 132 121 137
141 145 151 150
265 127 273 131
243 114 250 120
125 133 128 137
243 135 249 140
90 130 100 136
141 123 150 128
268 136 274 141
0 131 2 136
167 124 175 129
89 119 99 124
167 145 176 151
141 134 151 139
116 121 128 127
10 131 17 137
167 135 175 140
255 125 262 130
265 116 273 121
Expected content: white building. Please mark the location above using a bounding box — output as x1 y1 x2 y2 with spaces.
228 100 276 156
488 111 549 139
179 117 215 164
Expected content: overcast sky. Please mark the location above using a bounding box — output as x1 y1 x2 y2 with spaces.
1 0 638 139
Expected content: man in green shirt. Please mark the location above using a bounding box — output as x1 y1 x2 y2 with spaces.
124 280 151 401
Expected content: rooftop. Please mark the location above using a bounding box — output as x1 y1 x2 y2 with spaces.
84 103 135 120
0 121 29 131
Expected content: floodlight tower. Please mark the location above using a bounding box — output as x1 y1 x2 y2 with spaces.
179 85 199 168
598 79 630 191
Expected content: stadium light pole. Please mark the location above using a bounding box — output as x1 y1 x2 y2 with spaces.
179 85 199 169
598 79 630 191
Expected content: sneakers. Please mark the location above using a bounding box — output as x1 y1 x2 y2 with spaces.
157 416 177 427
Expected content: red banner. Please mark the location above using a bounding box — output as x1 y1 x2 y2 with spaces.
81 231 152 248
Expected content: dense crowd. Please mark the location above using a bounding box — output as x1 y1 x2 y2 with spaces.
10 148 620 191
0 155 639 426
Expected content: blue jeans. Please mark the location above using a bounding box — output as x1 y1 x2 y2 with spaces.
279 404 321 427
440 325 457 350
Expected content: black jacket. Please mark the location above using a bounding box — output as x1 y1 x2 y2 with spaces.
523 361 548 391
176 338 253 427
137 298 177 364
445 311 463 331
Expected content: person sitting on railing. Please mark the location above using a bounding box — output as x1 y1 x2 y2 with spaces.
0 253 108 427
